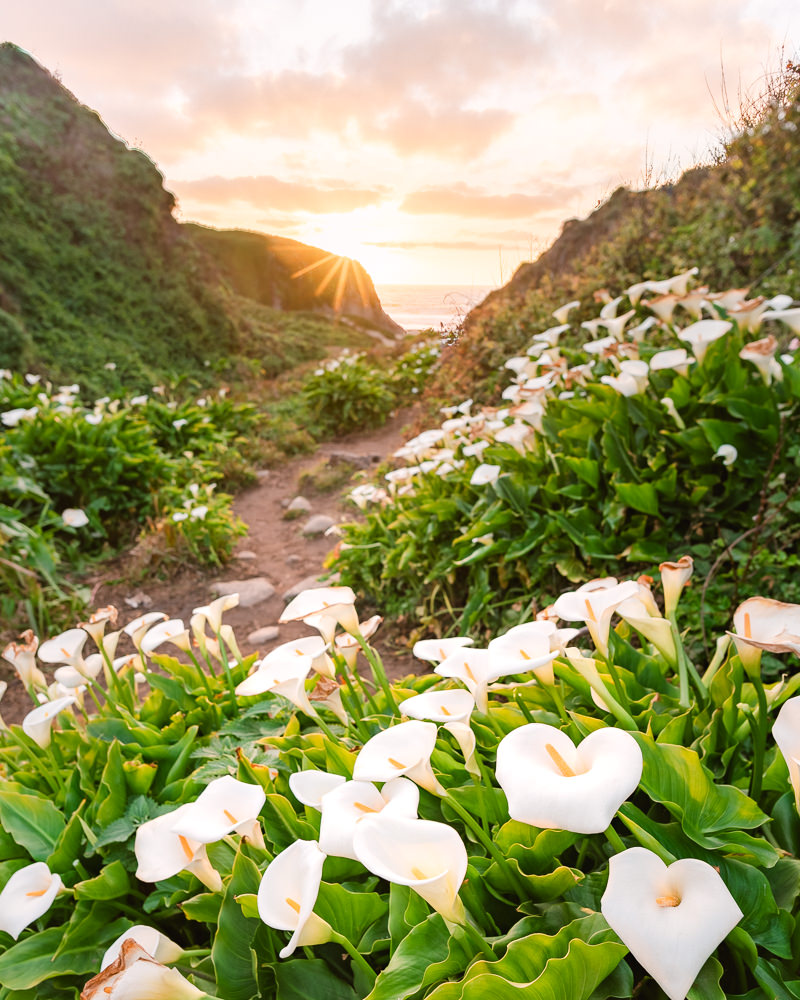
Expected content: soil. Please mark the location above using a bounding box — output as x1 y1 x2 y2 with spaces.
1 411 422 725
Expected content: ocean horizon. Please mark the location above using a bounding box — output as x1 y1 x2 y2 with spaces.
375 283 496 333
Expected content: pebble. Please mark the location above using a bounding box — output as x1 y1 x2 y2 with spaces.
235 549 258 560
246 625 280 645
285 554 302 566
209 577 276 607
302 514 335 536
287 496 312 513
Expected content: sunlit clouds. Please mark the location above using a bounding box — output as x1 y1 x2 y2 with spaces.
4 0 799 283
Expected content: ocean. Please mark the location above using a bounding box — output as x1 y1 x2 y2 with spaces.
375 284 495 333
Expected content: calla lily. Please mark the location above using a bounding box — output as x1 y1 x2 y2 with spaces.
256 840 332 958
616 597 678 664
289 770 347 808
317 777 419 859
80 938 205 1000
469 463 501 486
552 299 580 324
170 775 266 846
533 323 570 346
434 647 493 713
601 847 742 1000
773 696 800 810
235 655 317 717
645 294 680 323
740 334 781 383
352 719 442 794
280 586 359 640
62 507 89 528
677 319 732 364
0 862 62 939
79 606 118 645
264 635 335 678
21 696 76 748
552 579 640 657
496 723 642 834
134 804 222 891
140 620 189 656
659 555 693 617
412 636 474 664
399 689 479 775
192 593 239 633
101 926 183 971
761 306 800 334
649 347 694 375
123 613 168 650
334 615 382 669
714 443 737 466
37 627 88 668
2 629 46 688
353 814 467 924
600 372 641 396
488 621 558 686
727 597 800 676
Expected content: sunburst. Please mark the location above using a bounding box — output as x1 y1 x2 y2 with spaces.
290 253 371 312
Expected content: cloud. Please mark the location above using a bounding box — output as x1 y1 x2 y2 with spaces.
401 182 582 218
172 175 388 214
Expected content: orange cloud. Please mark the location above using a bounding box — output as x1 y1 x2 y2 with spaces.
172 175 388 214
401 183 582 218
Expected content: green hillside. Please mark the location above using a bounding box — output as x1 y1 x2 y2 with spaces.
0 43 398 394
441 62 800 400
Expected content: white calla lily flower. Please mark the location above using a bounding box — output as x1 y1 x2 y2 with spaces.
235 655 316 716
412 636 474 664
318 777 419 859
170 776 266 845
552 580 640 657
192 593 239 633
2 629 46 688
134 804 222 891
257 840 332 958
263 635 334 678
728 597 800 676
616 598 678 664
101 926 183 971
400 689 478 774
81 938 205 999
677 319 732 364
37 627 88 667
353 719 442 794
659 556 693 617
0 862 62 939
496 723 642 834
123 613 168 650
22 696 76 748
140 620 190 655
489 621 559 686
353 814 467 924
552 299 580 324
289 770 347 808
601 847 742 1000
280 586 359 641
773 697 800 810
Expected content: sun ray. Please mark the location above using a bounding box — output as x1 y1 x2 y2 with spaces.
351 260 371 308
291 253 338 280
333 257 352 312
315 256 346 298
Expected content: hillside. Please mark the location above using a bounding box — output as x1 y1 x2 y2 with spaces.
0 43 400 394
443 63 800 399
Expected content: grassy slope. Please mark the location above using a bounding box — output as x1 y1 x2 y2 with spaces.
0 44 390 395
439 69 800 401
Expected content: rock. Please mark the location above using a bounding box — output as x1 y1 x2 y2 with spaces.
209 577 276 607
235 549 258 560
124 590 152 609
282 573 340 602
285 554 302 566
328 451 373 470
287 496 312 513
302 514 335 536
255 469 270 481
246 625 280 645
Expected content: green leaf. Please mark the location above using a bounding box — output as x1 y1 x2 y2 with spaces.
366 913 456 1000
687 956 726 999
46 809 85 874
636 736 769 849
615 482 660 517
275 958 358 1000
315 882 387 950
425 915 626 1000
0 927 99 990
94 741 127 827
73 860 130 900
211 846 262 1000
0 789 65 861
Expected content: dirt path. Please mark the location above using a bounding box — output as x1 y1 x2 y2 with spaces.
1 411 419 724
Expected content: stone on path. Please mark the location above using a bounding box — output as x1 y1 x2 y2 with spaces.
286 496 312 513
234 549 258 560
282 572 340 603
209 577 276 607
247 625 280 645
302 514 335 536
327 451 379 469
285 554 302 566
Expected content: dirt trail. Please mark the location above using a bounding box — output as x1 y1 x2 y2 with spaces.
1 411 419 724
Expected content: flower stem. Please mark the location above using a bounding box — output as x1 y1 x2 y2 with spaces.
354 634 399 715
459 916 497 961
330 931 376 986
603 823 625 854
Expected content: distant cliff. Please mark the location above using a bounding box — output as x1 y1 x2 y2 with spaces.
0 43 400 392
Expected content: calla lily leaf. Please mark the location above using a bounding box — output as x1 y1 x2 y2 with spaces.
483 855 580 902
636 735 769 846
422 914 626 1000
211 847 262 1000
0 787 66 861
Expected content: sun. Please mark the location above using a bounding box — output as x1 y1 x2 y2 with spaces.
298 214 390 282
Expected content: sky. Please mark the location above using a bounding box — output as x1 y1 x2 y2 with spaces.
3 1 799 286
